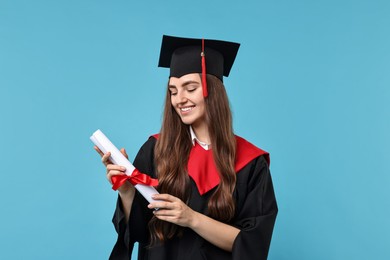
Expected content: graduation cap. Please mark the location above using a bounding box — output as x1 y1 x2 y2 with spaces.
158 35 240 97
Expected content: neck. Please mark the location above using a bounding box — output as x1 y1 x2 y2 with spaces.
191 121 210 144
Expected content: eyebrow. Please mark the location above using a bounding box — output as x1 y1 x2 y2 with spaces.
168 80 200 88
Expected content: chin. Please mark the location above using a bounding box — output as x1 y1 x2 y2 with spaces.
180 118 195 125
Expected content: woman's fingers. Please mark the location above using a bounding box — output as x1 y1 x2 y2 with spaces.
107 164 126 171
148 194 181 210
147 195 194 227
94 146 128 165
152 209 177 217
152 193 180 202
95 147 128 165
106 165 127 183
120 148 128 159
106 171 125 184
92 145 112 165
149 201 176 210
94 146 104 156
94 146 131 189
107 170 126 176
101 152 111 166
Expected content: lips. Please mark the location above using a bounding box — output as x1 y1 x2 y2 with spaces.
179 106 195 114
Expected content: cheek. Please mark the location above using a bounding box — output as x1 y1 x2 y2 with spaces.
170 98 180 113
199 100 206 114
170 96 176 107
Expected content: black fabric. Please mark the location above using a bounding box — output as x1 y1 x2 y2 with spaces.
109 137 277 260
158 35 240 80
170 46 224 80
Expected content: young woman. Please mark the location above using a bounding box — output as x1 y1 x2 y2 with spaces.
95 35 278 260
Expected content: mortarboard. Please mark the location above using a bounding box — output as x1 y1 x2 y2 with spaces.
158 35 240 97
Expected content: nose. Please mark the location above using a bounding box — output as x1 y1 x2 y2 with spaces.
177 90 188 103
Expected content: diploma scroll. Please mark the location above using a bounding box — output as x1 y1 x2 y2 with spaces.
90 129 159 203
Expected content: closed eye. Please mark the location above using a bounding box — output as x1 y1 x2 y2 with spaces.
169 86 177 96
186 85 199 92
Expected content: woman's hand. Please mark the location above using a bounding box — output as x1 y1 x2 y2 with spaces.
148 193 240 252
94 146 135 195
147 194 199 228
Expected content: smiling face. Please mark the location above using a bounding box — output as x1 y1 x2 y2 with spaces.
168 73 206 128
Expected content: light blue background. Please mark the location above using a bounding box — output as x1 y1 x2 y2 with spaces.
1 0 389 259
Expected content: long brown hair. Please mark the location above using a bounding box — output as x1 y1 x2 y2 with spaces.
150 74 237 244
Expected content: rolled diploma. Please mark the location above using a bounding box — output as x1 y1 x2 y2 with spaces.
90 129 159 203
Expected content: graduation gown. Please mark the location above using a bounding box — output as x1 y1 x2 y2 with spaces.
109 136 277 260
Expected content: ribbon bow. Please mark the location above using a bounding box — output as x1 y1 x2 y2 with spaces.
111 168 159 190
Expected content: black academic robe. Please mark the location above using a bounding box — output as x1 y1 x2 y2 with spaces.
109 137 277 260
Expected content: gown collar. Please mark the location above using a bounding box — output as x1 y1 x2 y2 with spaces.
189 126 210 150
151 134 269 195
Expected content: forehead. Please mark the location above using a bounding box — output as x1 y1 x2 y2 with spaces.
169 73 201 86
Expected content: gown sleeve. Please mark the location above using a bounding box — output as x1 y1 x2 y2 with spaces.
232 155 278 260
109 138 156 260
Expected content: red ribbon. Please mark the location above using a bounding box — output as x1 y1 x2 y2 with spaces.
201 38 208 97
111 168 159 190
